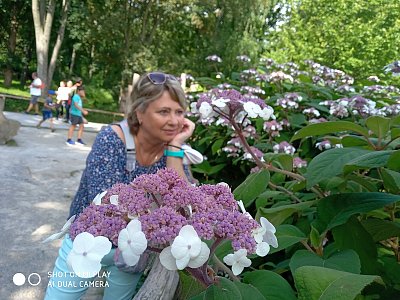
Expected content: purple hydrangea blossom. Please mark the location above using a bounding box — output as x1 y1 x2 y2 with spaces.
70 168 267 257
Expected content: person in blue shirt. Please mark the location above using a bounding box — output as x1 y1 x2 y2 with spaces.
66 86 88 146
36 90 56 132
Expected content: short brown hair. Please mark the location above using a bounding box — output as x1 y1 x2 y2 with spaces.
126 72 187 135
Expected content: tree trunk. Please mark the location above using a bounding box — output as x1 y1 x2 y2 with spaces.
47 0 70 88
4 7 18 87
69 46 76 77
32 0 70 91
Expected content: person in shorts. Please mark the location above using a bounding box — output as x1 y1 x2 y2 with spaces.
25 72 42 115
36 90 56 132
66 86 88 146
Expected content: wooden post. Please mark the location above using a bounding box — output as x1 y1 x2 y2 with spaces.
133 256 179 300
124 73 141 117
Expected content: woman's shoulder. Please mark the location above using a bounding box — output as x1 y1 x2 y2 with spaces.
93 125 124 150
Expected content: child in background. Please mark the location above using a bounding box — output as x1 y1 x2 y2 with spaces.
37 90 56 132
55 80 70 119
66 86 88 146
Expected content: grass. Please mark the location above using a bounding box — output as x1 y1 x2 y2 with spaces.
0 79 31 98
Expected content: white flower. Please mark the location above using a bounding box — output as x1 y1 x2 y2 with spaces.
243 102 261 118
118 219 147 266
67 232 112 278
92 191 107 205
254 217 278 257
159 225 210 270
212 98 229 108
42 215 76 243
223 249 251 275
198 102 213 119
260 107 275 120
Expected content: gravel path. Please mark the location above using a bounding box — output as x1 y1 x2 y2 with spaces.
0 112 105 299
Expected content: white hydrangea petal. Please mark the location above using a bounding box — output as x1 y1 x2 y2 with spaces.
240 256 252 268
131 232 147 255
223 253 235 266
252 227 266 243
159 246 178 271
171 236 190 260
72 232 95 253
67 251 101 278
61 215 76 232
122 251 140 267
126 219 142 234
256 242 270 257
237 200 246 214
110 195 119 205
187 242 210 268
93 236 112 257
118 228 130 251
260 217 276 233
231 263 245 276
199 102 213 118
176 254 191 270
92 191 107 205
264 231 279 248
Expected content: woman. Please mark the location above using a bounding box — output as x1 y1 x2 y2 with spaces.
45 72 195 300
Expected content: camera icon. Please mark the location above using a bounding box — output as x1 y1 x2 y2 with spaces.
13 272 41 286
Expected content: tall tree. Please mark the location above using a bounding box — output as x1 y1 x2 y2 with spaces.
266 0 400 77
31 0 70 88
0 0 32 87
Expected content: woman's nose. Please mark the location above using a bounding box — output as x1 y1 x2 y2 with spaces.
168 113 180 125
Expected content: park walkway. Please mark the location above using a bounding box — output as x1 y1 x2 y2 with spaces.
0 112 105 299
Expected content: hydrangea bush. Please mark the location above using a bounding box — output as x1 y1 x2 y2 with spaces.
179 56 400 298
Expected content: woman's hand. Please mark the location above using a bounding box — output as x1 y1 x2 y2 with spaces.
170 118 195 146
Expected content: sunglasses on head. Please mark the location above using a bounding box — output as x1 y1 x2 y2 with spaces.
147 72 178 85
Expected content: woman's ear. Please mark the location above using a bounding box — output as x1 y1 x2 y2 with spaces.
135 111 143 125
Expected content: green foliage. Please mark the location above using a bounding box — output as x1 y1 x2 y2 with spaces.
294 266 382 300
267 0 400 79
183 58 400 298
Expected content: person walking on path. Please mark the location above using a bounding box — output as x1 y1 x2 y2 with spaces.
36 90 56 132
66 86 88 146
55 80 70 119
45 72 196 300
25 72 42 115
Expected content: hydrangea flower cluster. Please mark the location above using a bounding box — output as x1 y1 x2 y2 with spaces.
320 95 378 118
315 140 343 151
236 55 251 62
276 92 303 110
206 55 222 63
384 61 400 76
273 141 296 155
47 168 278 283
192 88 275 125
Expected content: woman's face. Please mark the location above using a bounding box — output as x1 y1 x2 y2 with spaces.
137 91 185 143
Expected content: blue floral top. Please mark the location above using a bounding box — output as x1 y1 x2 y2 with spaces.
69 126 180 218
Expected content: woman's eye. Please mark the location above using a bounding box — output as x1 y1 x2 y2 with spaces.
176 110 184 116
159 110 169 115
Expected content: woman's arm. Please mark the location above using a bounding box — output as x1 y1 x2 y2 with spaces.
166 118 195 181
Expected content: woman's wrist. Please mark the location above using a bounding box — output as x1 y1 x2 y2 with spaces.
167 144 183 150
164 149 184 158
